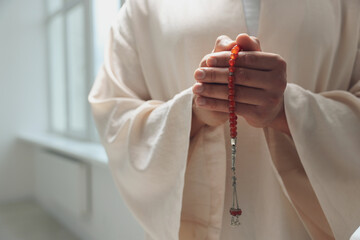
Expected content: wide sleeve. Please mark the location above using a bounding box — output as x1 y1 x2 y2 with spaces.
88 3 193 240
283 41 360 238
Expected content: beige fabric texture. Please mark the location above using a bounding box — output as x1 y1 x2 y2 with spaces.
88 0 360 239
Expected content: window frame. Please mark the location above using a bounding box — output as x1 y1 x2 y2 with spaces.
45 0 124 142
45 0 94 141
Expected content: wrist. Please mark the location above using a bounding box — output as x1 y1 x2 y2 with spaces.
268 102 291 136
190 106 206 138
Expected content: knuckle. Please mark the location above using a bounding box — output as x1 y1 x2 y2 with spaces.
200 54 210 67
272 71 287 91
275 55 287 69
209 68 216 82
251 36 261 48
215 35 227 46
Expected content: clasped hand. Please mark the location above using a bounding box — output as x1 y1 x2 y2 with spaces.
192 34 290 135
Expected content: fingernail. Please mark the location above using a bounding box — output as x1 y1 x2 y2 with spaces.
207 57 217 66
193 84 204 93
197 97 206 106
195 69 206 80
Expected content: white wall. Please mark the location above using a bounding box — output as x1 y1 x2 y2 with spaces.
35 149 144 240
0 1 144 239
0 0 47 202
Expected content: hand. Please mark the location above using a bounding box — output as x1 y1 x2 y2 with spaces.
190 34 261 137
191 34 290 136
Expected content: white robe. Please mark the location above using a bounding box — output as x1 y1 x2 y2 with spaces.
88 0 360 239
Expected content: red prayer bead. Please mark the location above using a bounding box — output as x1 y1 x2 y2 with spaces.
229 59 235 66
229 46 240 139
231 45 240 54
230 116 237 122
229 100 235 107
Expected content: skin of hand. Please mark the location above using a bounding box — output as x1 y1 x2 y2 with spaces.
190 34 290 137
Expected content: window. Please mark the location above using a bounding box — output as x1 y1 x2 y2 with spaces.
46 0 123 141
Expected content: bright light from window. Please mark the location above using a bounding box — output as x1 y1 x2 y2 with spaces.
46 0 123 141
47 0 62 14
67 4 87 134
49 15 67 133
92 0 121 75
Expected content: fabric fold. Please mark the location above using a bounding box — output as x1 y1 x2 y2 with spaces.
284 82 360 239
90 62 194 240
88 2 195 239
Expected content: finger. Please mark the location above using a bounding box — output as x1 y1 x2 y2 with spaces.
194 67 278 90
250 36 261 50
213 35 237 53
206 51 285 71
236 33 261 51
194 83 270 106
199 36 236 67
194 96 258 118
199 54 210 67
194 67 228 84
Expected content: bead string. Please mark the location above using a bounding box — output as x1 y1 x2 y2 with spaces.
229 45 242 226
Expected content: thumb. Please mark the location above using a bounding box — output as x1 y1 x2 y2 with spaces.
212 35 237 53
236 33 261 51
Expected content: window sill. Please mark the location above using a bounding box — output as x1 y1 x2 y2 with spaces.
18 132 108 168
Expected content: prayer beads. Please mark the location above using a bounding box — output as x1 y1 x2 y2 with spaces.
229 45 242 226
